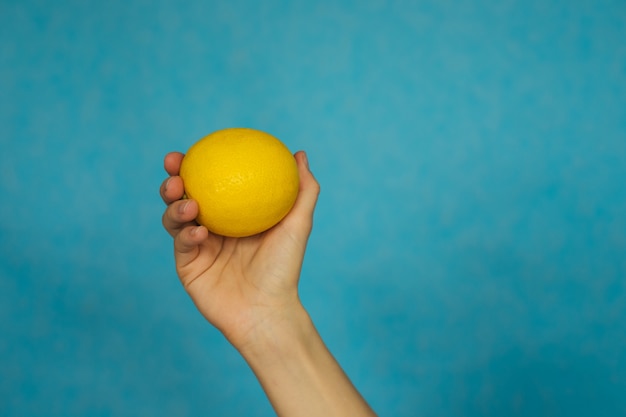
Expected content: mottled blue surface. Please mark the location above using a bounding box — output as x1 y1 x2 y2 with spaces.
1 0 625 416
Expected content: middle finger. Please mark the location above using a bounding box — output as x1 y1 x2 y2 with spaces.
160 175 185 205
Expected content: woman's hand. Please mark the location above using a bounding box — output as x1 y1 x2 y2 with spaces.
160 150 376 416
159 150 320 351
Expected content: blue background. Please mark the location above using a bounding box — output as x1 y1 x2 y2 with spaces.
1 0 625 416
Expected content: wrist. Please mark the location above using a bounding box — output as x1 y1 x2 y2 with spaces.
235 301 316 364
234 302 378 417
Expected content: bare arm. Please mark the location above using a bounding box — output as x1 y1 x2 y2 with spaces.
160 151 376 417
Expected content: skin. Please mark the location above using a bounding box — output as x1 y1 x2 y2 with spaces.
160 151 377 417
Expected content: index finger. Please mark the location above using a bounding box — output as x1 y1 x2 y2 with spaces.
164 152 185 176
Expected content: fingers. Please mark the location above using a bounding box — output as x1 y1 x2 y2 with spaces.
174 224 210 279
160 175 185 204
164 152 184 176
281 151 320 237
162 199 200 237
161 151 216 285
160 152 186 204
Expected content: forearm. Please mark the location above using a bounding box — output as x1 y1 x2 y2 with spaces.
237 304 377 417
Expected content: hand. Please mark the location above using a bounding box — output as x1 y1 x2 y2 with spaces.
159 151 320 350
161 151 376 417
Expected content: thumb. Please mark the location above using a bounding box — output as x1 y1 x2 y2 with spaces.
281 151 320 238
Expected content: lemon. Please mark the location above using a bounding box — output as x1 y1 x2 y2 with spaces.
179 128 299 237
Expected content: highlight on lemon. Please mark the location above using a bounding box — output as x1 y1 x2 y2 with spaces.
179 128 300 237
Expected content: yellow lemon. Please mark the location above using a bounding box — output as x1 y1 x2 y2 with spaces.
179 128 299 237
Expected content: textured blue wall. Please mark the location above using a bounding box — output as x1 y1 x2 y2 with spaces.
1 1 625 416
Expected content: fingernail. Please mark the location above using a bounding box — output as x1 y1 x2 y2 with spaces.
302 152 309 169
164 177 172 192
179 200 189 214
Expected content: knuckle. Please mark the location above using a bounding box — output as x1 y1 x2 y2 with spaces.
313 181 321 195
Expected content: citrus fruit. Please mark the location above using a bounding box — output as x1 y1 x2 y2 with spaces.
179 128 300 237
